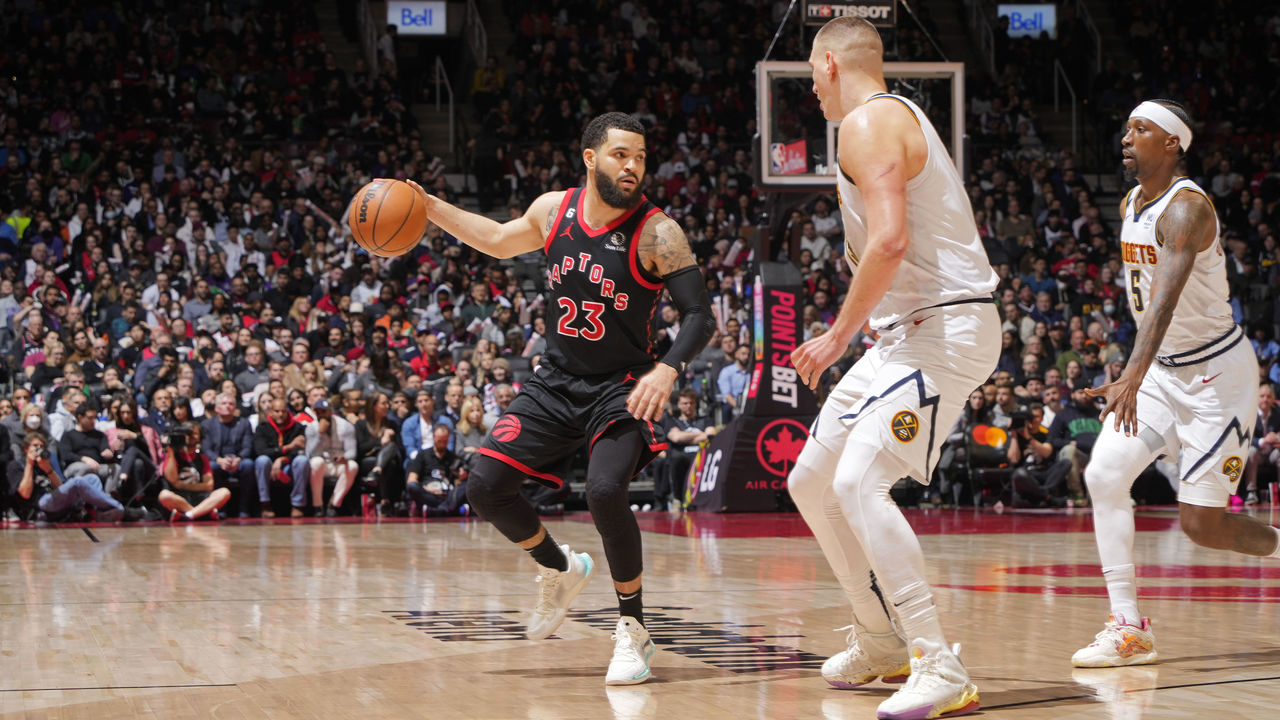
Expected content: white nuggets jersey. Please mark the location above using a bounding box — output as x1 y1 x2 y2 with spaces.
835 93 997 331
1120 177 1238 365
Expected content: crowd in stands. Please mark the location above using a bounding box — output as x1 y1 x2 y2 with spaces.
921 1 1280 508
3 0 1280 523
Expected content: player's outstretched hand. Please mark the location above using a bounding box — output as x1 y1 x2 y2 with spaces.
405 179 431 211
1086 376 1140 436
627 363 679 422
792 332 847 391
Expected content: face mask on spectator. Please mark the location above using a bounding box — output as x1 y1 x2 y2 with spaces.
26 415 41 428
1103 303 1115 315
170 308 182 319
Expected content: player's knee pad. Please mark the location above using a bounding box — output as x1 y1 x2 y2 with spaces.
465 456 529 514
583 474 627 509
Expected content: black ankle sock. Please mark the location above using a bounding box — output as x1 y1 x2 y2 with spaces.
617 587 644 626
528 534 568 571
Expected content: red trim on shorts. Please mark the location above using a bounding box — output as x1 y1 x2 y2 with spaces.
590 418 668 453
590 420 618 450
627 207 666 290
576 189 649 237
543 190 577 255
477 447 564 488
645 418 668 452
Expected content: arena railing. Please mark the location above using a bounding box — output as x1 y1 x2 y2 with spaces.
357 0 381 77
463 0 487 67
434 56 456 153
1062 0 1102 78
965 0 997 78
1052 59 1079 158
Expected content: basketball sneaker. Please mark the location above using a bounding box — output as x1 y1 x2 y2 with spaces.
525 544 594 641
876 638 979 720
1071 614 1157 668
822 625 911 688
605 616 655 685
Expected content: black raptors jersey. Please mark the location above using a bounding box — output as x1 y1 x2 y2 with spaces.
542 187 666 377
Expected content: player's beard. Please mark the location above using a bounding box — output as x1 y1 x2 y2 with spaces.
595 167 643 210
1123 154 1140 183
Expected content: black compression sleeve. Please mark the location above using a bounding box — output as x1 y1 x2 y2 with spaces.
660 266 716 372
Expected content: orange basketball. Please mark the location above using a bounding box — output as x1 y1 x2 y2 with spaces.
347 179 429 257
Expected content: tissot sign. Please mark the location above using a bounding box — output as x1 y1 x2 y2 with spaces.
804 1 896 27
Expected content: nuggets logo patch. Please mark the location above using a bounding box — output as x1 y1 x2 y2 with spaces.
1222 456 1242 482
890 411 919 443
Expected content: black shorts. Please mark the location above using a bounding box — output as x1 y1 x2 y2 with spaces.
171 488 210 506
478 363 667 488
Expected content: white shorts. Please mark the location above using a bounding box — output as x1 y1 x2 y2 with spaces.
808 303 1001 482
1129 337 1257 507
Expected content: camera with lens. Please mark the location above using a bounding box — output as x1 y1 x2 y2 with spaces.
165 427 190 450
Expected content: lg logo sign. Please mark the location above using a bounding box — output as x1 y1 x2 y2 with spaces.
698 450 724 493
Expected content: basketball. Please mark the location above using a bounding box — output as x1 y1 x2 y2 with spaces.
347 178 429 257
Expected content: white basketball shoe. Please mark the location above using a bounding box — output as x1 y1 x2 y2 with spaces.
525 544 594 641
1071 614 1158 668
876 638 979 720
606 616 655 685
822 625 911 688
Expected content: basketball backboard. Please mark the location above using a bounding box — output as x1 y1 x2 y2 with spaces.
756 61 966 189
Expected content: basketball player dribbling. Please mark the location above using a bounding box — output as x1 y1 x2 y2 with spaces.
411 112 714 684
788 18 998 719
1071 100 1280 668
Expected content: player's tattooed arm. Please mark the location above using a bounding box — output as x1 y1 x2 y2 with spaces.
544 202 557 235
637 216 698 277
626 212 713 422
1090 190 1215 434
1129 191 1216 371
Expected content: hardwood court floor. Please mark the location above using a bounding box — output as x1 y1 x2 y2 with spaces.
2 507 1279 719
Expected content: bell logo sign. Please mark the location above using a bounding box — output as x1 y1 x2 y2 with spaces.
996 4 1057 38
387 1 447 35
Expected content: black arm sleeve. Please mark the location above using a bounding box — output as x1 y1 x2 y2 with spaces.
660 266 716 373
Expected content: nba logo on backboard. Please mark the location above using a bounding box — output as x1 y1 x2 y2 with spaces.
770 141 808 175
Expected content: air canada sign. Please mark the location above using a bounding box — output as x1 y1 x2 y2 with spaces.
805 1 896 27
